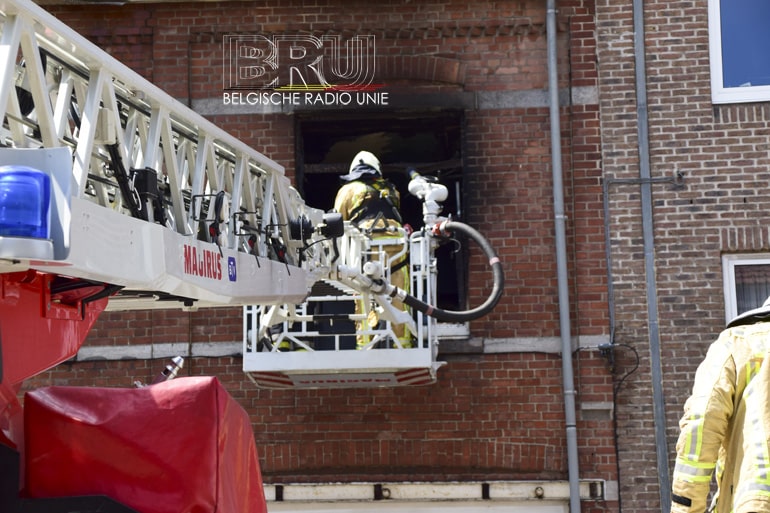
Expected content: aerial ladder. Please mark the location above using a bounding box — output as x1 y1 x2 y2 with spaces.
0 0 503 510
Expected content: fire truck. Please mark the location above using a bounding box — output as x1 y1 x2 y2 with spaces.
0 0 503 511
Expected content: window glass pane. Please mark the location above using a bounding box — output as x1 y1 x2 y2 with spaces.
734 264 770 315
720 0 770 88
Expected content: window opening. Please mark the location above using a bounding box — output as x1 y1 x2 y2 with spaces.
708 0 770 103
722 253 770 322
297 111 467 319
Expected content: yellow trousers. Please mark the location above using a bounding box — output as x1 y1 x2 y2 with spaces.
356 235 412 349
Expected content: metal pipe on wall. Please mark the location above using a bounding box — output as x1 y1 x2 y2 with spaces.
631 0 671 510
545 2 581 512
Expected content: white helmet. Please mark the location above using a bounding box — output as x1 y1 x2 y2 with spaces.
349 150 381 174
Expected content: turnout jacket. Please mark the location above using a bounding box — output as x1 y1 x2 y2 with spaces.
672 317 770 513
333 177 402 232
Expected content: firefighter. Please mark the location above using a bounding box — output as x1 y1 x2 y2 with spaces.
671 297 770 513
333 150 412 349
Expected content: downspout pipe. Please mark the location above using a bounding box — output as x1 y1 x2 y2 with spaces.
631 0 671 511
545 3 581 512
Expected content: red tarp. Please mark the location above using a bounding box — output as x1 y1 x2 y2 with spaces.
23 376 267 513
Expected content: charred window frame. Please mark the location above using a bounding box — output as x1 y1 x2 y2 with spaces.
295 111 469 335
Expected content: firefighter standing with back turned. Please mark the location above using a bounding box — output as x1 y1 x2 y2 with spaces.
671 296 770 513
334 150 413 349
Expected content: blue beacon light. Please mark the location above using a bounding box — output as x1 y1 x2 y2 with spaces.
0 165 51 240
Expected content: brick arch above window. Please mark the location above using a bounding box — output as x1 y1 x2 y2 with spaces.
376 55 464 86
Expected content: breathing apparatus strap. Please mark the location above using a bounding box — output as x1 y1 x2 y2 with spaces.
348 179 403 227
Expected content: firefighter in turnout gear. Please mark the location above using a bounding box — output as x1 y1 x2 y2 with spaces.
334 150 413 349
671 297 770 513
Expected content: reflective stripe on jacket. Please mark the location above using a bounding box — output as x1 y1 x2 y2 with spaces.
672 321 770 513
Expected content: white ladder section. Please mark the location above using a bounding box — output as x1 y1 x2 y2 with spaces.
0 0 329 307
0 0 445 387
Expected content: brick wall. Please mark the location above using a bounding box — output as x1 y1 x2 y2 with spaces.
594 2 659 509
595 0 770 512
31 1 615 511
26 350 614 483
85 308 243 347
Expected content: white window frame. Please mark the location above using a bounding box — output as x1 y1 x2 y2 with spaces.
722 253 770 322
708 0 770 104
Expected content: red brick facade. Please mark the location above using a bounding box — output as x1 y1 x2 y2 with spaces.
595 1 770 513
24 1 624 511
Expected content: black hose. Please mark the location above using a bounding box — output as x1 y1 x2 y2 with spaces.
403 220 504 322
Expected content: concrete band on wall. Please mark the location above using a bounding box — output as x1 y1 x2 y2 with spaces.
74 334 610 362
